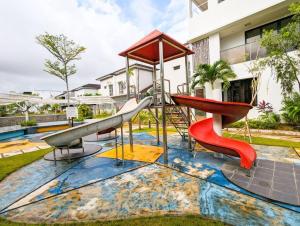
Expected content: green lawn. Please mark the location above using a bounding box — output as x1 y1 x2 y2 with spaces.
223 132 300 148
0 215 227 226
133 127 300 148
0 148 52 181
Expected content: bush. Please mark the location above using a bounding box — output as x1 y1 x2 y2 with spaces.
0 106 7 117
281 92 300 125
94 110 113 119
229 113 280 130
78 104 93 119
20 119 37 127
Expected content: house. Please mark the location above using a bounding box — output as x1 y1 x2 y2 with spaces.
96 63 153 106
188 0 297 118
55 84 100 100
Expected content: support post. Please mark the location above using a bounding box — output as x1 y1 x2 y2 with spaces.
159 40 168 164
125 56 133 152
114 129 119 166
153 64 160 145
185 55 192 150
121 124 124 165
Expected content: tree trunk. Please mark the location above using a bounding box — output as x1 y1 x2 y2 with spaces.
25 111 29 121
65 76 70 107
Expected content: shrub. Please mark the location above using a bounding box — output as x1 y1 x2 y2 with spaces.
229 113 280 130
78 104 93 119
0 106 7 117
281 92 300 125
20 119 37 127
94 110 113 119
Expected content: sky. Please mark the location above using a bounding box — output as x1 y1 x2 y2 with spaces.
0 0 188 95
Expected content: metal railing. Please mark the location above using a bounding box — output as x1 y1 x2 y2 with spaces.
220 42 267 65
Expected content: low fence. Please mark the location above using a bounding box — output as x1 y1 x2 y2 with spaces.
0 114 67 127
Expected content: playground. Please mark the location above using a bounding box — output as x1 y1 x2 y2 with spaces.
1 30 300 225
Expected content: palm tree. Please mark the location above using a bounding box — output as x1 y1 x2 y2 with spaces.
191 60 236 90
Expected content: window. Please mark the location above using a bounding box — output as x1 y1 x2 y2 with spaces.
118 81 125 95
173 65 180 70
218 0 225 3
104 86 107 89
245 16 292 44
222 78 257 105
109 84 113 96
99 84 101 89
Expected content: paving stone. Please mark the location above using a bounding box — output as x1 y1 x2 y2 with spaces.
274 170 293 178
252 178 272 188
273 182 297 195
232 174 251 184
222 159 300 206
294 165 300 174
274 175 295 185
257 160 274 169
254 171 273 180
271 190 299 206
275 162 293 169
248 184 270 197
234 180 249 189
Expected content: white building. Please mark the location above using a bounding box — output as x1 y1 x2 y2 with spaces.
56 84 100 99
188 0 298 118
96 63 153 106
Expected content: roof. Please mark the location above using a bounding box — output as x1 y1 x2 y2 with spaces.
72 84 100 91
119 29 194 65
96 63 154 81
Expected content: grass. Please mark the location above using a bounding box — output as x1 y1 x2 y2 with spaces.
0 148 52 181
223 132 300 148
133 127 300 148
0 215 227 226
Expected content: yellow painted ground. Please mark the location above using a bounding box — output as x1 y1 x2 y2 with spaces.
0 140 49 154
97 144 163 163
36 125 69 133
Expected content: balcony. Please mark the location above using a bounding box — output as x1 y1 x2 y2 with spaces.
220 42 267 65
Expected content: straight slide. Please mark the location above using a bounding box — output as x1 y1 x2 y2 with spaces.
41 97 153 148
171 95 256 170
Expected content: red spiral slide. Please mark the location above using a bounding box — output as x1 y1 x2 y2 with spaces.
171 95 257 170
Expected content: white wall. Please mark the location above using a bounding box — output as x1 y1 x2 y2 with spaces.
189 0 287 40
220 32 245 51
74 88 98 97
164 57 187 94
99 77 113 96
98 68 153 97
137 69 153 92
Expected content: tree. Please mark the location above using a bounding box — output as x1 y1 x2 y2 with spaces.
191 60 236 90
51 104 60 114
78 104 93 119
36 33 86 106
39 104 51 114
260 2 300 96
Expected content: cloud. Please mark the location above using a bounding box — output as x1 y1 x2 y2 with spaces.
0 0 188 94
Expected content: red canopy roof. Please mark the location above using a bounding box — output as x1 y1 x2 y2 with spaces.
119 29 194 65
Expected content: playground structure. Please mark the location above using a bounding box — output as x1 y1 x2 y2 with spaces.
41 29 257 172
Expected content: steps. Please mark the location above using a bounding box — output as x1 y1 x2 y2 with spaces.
166 104 190 140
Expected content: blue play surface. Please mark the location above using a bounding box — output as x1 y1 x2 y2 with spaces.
0 131 300 225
